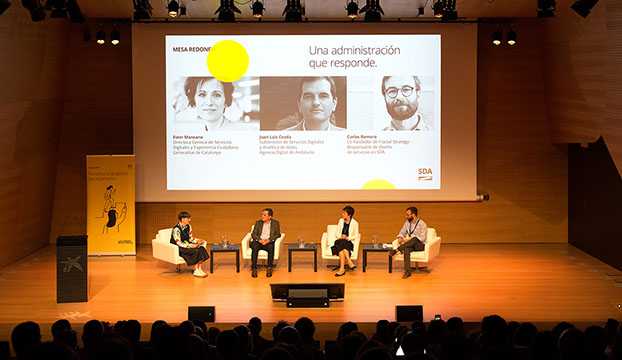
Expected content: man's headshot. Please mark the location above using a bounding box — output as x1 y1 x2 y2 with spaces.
283 76 344 131
381 75 427 131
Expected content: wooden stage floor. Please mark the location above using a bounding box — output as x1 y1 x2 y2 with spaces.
0 243 620 339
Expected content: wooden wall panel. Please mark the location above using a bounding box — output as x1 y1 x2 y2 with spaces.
49 20 134 242
0 8 70 268
49 19 568 250
604 0 622 174
541 0 622 177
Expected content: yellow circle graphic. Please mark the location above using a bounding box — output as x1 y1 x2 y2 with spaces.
207 40 249 83
361 180 396 189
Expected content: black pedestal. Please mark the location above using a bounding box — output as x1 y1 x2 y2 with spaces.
56 236 88 303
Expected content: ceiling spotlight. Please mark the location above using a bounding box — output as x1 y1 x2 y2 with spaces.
282 0 303 22
346 1 358 19
359 0 383 22
441 0 457 20
507 27 516 45
96 26 105 45
417 6 424 16
215 0 240 22
433 0 442 18
133 0 152 20
252 0 263 18
49 0 66 18
22 0 46 21
492 27 502 46
110 25 120 45
571 0 598 18
65 0 83 23
537 0 555 18
0 0 11 17
167 0 178 17
346 0 358 19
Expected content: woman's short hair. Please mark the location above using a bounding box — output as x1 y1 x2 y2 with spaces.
178 211 191 221
342 206 355 217
184 77 234 107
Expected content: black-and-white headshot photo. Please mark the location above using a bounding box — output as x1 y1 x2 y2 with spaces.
168 76 260 131
380 75 435 131
259 76 347 131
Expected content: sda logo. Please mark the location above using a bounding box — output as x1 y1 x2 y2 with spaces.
418 168 433 181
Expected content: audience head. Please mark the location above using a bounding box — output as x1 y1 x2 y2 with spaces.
584 325 607 360
11 321 41 359
92 332 133 360
262 344 295 360
558 328 588 360
513 322 537 347
82 319 105 348
179 320 196 335
207 326 221 346
401 333 425 355
446 317 465 337
553 321 575 339
192 319 208 339
249 316 263 331
439 335 475 360
340 332 367 360
51 319 72 339
428 319 447 344
294 317 316 341
120 319 141 344
234 325 253 350
480 314 507 345
217 329 241 358
338 321 359 342
277 326 300 346
33 341 79 360
356 346 392 360
272 320 290 341
54 329 78 350
530 330 558 360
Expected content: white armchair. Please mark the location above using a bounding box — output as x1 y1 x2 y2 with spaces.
241 225 285 266
321 225 361 269
391 228 441 273
151 228 207 273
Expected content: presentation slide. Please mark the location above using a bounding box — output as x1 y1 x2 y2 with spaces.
165 35 441 191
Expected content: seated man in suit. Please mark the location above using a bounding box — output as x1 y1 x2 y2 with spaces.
250 208 281 278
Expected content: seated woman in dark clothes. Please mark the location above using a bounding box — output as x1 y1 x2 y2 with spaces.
170 211 209 278
331 206 359 277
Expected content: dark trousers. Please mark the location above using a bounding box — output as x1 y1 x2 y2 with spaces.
250 241 275 269
397 237 425 271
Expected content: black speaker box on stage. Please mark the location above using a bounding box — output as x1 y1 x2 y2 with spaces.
396 305 423 322
287 288 329 308
56 235 88 303
188 306 215 322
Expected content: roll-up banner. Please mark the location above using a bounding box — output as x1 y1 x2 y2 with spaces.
86 155 136 255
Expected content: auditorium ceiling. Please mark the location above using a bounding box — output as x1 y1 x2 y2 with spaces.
75 0 574 21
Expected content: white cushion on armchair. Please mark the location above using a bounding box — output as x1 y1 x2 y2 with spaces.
240 225 285 261
321 225 361 260
391 228 441 265
151 228 186 266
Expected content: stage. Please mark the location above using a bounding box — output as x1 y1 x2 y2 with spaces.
0 243 620 341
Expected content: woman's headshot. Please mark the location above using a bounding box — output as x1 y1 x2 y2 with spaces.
184 77 234 129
